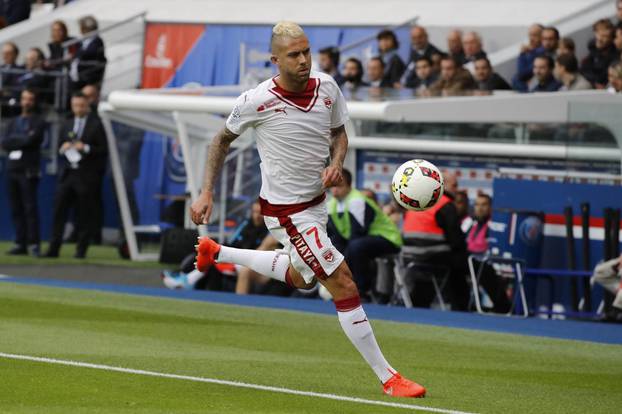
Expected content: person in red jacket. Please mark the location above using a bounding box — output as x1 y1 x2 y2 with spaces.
402 172 470 310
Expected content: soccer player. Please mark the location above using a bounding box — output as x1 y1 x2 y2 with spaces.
190 21 426 398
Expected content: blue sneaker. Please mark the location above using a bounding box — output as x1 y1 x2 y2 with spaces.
161 270 192 290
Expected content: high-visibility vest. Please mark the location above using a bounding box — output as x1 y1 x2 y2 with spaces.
402 194 452 255
328 189 403 248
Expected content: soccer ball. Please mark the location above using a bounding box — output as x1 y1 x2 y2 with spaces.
391 159 444 211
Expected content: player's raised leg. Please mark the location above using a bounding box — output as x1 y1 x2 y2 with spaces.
195 236 315 289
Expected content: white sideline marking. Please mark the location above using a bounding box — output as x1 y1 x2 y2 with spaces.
0 352 476 414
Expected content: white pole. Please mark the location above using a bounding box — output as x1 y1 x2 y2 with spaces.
99 111 141 260
173 111 206 236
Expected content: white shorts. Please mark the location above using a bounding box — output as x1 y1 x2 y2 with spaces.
263 201 344 284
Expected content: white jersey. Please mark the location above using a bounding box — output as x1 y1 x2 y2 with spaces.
225 70 349 206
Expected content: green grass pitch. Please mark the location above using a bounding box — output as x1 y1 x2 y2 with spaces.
0 282 621 413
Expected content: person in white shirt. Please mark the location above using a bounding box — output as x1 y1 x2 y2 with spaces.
191 21 425 398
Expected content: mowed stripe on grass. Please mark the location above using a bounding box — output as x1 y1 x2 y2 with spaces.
0 282 621 414
0 352 473 414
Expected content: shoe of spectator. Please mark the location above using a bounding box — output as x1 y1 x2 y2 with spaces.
600 308 622 324
6 245 27 255
43 250 59 258
196 237 221 272
161 270 192 289
28 244 40 257
382 372 426 398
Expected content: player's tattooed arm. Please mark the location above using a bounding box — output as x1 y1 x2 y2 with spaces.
202 127 239 192
329 124 348 170
322 124 348 188
190 127 238 225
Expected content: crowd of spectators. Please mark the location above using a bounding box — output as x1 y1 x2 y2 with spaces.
1 14 108 259
1 15 107 115
317 2 622 96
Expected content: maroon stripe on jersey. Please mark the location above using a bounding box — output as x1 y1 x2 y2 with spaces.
277 215 327 280
259 193 326 217
269 77 320 112
334 295 362 312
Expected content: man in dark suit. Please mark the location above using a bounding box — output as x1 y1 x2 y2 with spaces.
69 15 107 89
0 0 31 26
366 57 392 88
1 89 45 256
473 57 511 92
401 26 443 88
1 41 23 116
45 91 107 258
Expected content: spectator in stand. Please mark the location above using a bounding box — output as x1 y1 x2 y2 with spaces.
462 31 487 64
465 194 512 313
81 83 104 243
16 48 52 103
430 52 444 74
45 92 108 259
513 24 544 92
428 56 475 96
454 190 471 232
528 55 561 92
367 57 391 88
70 15 107 90
541 27 560 57
376 30 405 88
591 253 622 322
1 42 22 114
406 56 438 95
581 19 618 88
473 57 511 93
617 0 622 29
82 84 100 112
607 61 622 93
401 26 442 88
557 37 576 57
327 169 403 301
1 89 45 257
615 26 622 53
554 54 592 91
318 46 344 86
0 0 31 27
402 171 470 311
45 20 75 71
447 29 466 64
341 57 368 90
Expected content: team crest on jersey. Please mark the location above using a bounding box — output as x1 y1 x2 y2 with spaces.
322 249 335 263
323 97 332 109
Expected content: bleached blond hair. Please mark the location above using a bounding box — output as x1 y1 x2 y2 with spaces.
271 21 305 52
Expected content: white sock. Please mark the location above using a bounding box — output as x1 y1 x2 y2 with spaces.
186 269 205 286
336 301 395 383
217 246 289 283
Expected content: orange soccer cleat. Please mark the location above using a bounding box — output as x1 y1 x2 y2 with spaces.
195 236 221 272
383 372 426 398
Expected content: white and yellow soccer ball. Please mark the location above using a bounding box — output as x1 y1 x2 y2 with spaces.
391 159 444 211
